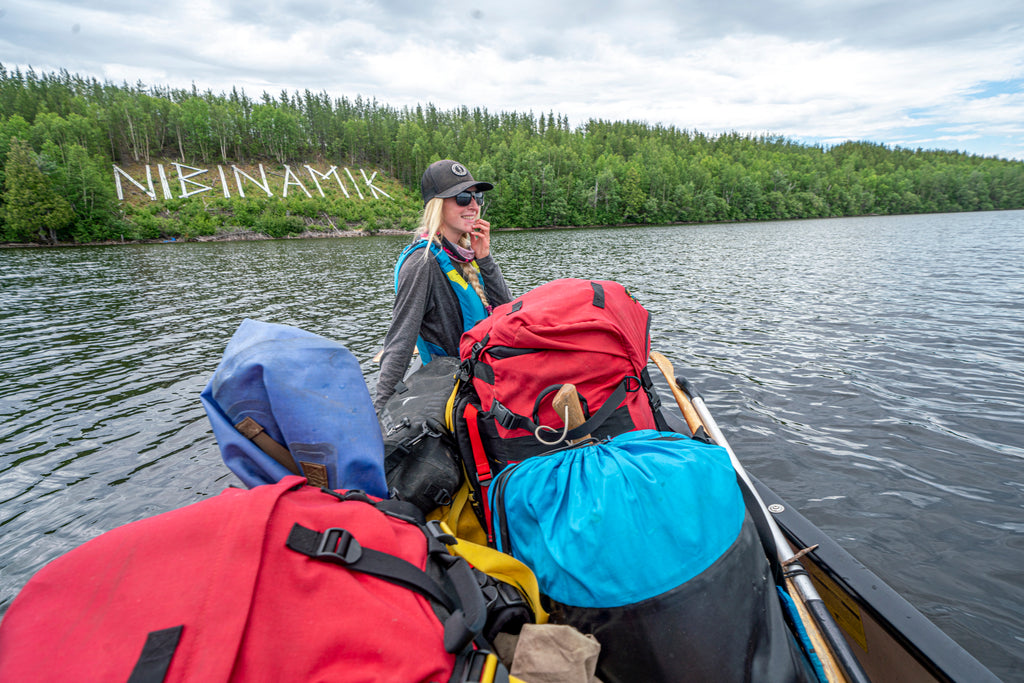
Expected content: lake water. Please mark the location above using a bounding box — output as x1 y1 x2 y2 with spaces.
1 211 1022 678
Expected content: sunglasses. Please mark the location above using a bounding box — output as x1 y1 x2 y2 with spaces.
453 191 485 207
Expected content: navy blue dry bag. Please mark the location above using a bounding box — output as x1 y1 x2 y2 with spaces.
201 319 386 496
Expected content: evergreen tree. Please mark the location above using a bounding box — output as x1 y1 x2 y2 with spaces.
1 63 1023 245
2 138 75 243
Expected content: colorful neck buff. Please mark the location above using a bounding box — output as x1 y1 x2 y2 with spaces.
441 237 476 263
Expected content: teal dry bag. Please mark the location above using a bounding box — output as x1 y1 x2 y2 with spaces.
490 429 745 607
489 429 815 683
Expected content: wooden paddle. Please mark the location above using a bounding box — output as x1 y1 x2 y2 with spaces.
552 383 590 444
649 351 706 436
684 379 864 683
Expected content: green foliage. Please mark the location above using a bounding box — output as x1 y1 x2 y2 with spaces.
42 140 122 242
2 64 1024 245
254 211 306 237
122 208 170 240
2 138 74 243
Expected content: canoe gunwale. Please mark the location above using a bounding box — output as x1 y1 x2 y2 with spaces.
750 476 1000 683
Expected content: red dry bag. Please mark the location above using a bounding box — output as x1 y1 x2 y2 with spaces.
0 477 516 683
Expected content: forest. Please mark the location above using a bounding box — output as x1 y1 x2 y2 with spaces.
3 64 1024 245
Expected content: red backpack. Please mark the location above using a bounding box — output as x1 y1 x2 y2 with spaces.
450 279 667 537
0 477 523 683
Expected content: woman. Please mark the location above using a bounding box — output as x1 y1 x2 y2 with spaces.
374 159 512 411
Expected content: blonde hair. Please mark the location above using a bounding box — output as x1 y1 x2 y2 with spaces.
417 197 490 308
418 198 445 245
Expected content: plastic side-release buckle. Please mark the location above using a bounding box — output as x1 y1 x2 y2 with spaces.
490 401 526 431
320 488 374 504
427 519 459 546
314 527 363 564
458 358 474 382
470 335 489 362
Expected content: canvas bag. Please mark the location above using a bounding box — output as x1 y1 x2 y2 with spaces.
0 476 524 683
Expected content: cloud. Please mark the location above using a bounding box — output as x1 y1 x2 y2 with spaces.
2 0 1023 159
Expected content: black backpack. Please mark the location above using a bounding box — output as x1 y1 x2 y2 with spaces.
378 357 464 513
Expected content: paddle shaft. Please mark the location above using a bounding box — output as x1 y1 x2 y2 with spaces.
688 392 869 683
649 351 867 683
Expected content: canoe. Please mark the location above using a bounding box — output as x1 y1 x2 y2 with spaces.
224 319 1003 682
378 344 999 681
753 476 1000 683
658 360 1000 683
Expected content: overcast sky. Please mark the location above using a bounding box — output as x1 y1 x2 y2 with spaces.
3 0 1023 160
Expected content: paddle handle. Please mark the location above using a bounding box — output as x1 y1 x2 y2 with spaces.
552 383 590 443
649 352 706 436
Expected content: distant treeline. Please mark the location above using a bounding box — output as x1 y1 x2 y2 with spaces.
3 64 1024 245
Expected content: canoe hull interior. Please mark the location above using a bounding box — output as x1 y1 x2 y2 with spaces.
751 477 999 683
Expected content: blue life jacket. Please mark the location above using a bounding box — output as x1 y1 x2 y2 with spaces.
394 239 488 363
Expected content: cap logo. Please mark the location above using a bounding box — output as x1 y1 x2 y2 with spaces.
450 163 468 177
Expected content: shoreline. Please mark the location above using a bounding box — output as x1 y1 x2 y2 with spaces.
0 219 696 248
0 223 626 249
0 227 413 249
6 208 1017 249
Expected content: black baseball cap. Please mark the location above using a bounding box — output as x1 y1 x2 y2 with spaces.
420 160 494 205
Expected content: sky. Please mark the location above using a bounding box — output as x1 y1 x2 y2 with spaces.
2 0 1023 161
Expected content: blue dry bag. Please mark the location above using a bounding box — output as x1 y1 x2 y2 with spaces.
490 429 745 608
201 319 386 496
489 429 816 683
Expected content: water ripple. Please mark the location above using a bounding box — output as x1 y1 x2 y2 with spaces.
2 214 1022 678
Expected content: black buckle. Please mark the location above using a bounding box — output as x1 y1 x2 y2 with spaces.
490 401 522 431
314 528 362 564
426 519 458 546
319 488 374 504
470 339 487 361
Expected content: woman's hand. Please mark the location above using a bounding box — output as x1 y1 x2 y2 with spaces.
469 219 491 258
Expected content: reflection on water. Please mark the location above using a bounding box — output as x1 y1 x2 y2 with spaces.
2 211 1023 678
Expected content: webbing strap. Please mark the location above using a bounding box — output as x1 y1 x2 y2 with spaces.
463 403 494 536
286 523 454 610
287 521 488 655
126 625 183 683
563 381 626 441
493 380 629 443
234 417 299 475
464 404 492 485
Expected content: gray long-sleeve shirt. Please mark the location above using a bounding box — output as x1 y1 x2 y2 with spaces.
374 248 512 411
